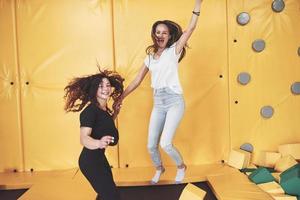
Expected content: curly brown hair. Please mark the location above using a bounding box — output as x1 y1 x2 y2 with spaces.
146 20 187 62
64 69 124 114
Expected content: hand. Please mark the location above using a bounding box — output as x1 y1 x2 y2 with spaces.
98 136 115 149
113 102 121 114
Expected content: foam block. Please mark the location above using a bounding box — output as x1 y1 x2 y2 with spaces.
228 149 251 169
271 193 297 200
280 176 300 196
179 183 206 200
275 155 298 172
272 173 281 182
279 144 300 160
240 164 258 174
280 164 300 196
254 151 281 168
280 164 300 181
246 172 251 176
258 181 284 194
248 167 275 184
207 172 274 200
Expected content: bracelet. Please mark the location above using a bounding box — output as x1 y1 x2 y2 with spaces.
192 11 200 16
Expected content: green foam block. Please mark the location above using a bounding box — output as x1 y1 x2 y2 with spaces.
280 164 300 182
280 164 300 196
248 167 275 184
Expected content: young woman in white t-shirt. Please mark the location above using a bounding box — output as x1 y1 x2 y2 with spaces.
115 0 202 184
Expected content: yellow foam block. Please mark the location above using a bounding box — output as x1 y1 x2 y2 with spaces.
274 155 298 172
271 193 298 200
179 183 206 200
254 151 282 168
258 181 284 194
272 173 281 182
228 149 251 169
278 144 300 160
18 178 96 200
207 172 274 200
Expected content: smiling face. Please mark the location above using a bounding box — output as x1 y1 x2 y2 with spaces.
97 77 112 101
154 23 170 49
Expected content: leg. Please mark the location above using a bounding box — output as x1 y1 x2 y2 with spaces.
159 99 186 183
147 107 166 167
160 100 185 166
148 106 166 183
79 159 120 200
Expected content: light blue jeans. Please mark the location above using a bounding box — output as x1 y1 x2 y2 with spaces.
147 87 185 167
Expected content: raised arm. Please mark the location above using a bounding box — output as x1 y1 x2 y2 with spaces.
176 0 202 55
121 63 149 100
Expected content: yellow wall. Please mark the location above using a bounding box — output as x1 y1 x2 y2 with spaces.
0 0 299 172
227 0 300 162
0 0 23 172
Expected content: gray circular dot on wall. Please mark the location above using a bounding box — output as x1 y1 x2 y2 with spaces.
260 106 274 119
272 0 285 13
237 12 250 25
237 72 251 85
252 39 265 52
291 82 300 95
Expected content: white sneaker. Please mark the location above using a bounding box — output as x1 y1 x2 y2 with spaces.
175 165 187 184
150 167 165 184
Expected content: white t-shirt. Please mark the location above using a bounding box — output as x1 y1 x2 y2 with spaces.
144 43 183 94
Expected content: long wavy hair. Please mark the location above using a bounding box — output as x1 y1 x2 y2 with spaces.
64 68 124 115
146 20 187 62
